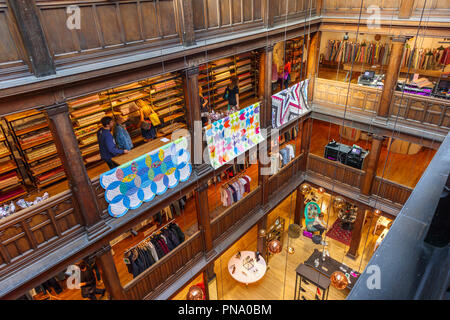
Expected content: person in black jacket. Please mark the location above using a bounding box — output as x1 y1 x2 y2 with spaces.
97 116 129 169
79 262 105 300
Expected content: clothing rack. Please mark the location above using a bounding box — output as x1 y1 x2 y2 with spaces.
219 171 247 189
124 218 175 253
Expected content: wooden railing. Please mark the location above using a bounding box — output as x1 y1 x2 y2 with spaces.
36 0 180 67
307 153 365 189
322 0 400 16
273 0 316 23
314 78 380 114
192 0 263 37
0 190 83 278
123 231 203 300
390 91 450 130
210 186 262 243
267 155 302 199
371 177 413 205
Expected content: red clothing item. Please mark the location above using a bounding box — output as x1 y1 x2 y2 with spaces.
284 62 291 74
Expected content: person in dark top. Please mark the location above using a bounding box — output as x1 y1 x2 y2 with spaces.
79 262 105 300
223 76 239 111
97 116 129 170
199 86 209 126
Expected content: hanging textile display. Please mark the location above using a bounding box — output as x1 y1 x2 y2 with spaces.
205 102 264 169
99 137 192 218
271 80 310 129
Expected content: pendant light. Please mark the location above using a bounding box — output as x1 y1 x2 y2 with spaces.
330 271 349 290
186 285 204 300
268 239 282 254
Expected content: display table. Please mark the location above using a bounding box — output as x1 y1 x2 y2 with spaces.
304 249 360 290
228 251 267 285
112 137 172 166
294 263 330 300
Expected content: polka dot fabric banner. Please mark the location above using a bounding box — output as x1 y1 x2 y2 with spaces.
99 137 192 218
205 102 265 169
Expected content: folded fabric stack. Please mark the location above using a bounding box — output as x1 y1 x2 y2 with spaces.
153 80 177 92
239 82 253 93
237 64 251 74
401 47 447 70
220 175 252 207
215 79 231 88
238 72 251 81
36 167 65 184
25 144 57 161
116 102 139 116
154 97 182 109
81 144 99 156
112 92 147 107
0 145 9 157
156 105 182 117
80 134 97 146
30 157 62 175
13 114 47 132
158 122 186 135
19 130 52 147
0 171 19 189
214 71 231 82
162 112 184 123
68 94 100 108
0 160 15 173
213 58 233 66
70 104 104 118
215 86 227 96
215 101 228 109
236 59 251 67
0 200 16 218
110 82 141 93
75 124 100 138
152 89 180 101
324 40 390 65
76 111 106 127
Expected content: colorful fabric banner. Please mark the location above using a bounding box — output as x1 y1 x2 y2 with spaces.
100 137 192 218
271 80 310 129
205 102 264 169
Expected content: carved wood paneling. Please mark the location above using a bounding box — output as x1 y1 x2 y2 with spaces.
371 176 413 205
0 4 24 67
192 0 263 35
390 92 450 129
314 78 380 114
123 231 203 300
274 0 317 22
36 0 179 62
322 0 400 15
0 191 82 276
307 153 365 189
268 155 302 199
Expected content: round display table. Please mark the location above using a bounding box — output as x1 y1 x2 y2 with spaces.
228 251 267 285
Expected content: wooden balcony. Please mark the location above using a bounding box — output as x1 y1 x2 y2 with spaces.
390 91 450 130
0 190 84 280
123 230 203 300
371 176 413 205
314 78 381 114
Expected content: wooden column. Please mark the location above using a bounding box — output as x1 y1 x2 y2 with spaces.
264 0 277 28
378 36 406 117
398 0 414 19
294 187 305 226
306 32 321 102
263 45 274 129
300 118 312 171
257 215 268 258
185 66 209 175
177 0 196 46
7 0 55 77
258 135 271 206
258 50 266 99
361 135 384 195
95 245 126 300
202 271 210 300
205 262 216 281
45 104 108 239
195 183 214 258
346 208 367 259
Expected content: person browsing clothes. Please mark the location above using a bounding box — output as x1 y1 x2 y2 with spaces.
199 86 209 126
97 116 129 170
79 262 105 300
223 76 239 111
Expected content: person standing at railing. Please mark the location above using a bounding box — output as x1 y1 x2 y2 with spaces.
97 116 129 170
223 76 239 111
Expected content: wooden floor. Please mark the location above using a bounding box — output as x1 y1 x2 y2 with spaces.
310 119 436 188
211 191 384 300
318 66 359 83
